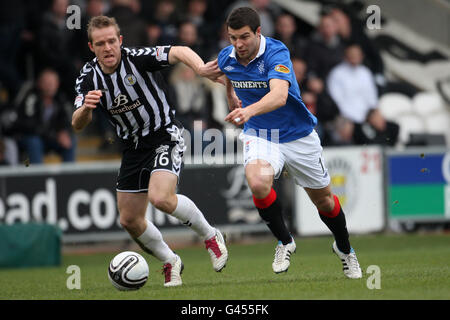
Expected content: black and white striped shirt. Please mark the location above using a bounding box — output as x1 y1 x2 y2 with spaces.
74 46 175 142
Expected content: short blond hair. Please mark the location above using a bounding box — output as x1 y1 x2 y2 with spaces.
87 15 121 42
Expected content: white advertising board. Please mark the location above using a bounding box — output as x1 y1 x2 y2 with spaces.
295 146 385 236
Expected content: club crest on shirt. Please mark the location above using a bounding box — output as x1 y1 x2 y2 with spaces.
257 60 265 74
274 64 290 74
124 74 137 86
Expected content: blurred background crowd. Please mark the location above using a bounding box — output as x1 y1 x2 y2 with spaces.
0 0 441 166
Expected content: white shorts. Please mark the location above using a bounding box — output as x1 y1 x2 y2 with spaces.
241 130 330 189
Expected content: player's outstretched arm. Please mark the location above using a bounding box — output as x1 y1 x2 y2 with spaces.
223 75 242 111
72 90 102 132
168 46 224 84
225 78 289 126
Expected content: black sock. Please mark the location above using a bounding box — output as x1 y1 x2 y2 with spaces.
254 189 292 245
319 195 351 254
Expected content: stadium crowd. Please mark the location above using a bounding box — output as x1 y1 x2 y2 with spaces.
0 0 413 165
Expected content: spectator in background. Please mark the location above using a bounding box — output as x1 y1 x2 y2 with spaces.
328 5 418 98
185 0 207 25
146 21 162 46
150 0 180 45
183 0 210 40
209 22 232 55
0 135 19 166
176 20 209 61
274 13 308 59
352 108 399 146
0 0 25 100
0 0 23 164
327 44 378 124
292 57 339 143
38 0 79 99
0 140 8 166
291 57 308 91
305 76 340 133
327 44 398 146
13 69 76 164
14 1 48 92
107 0 148 46
169 63 210 134
326 116 355 146
328 7 384 81
306 14 345 80
0 82 20 166
201 0 234 47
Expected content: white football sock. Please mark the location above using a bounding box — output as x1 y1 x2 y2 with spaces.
135 220 176 263
171 194 216 240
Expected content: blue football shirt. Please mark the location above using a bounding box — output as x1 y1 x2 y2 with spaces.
218 35 317 143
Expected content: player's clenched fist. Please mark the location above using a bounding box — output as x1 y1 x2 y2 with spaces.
83 90 103 109
225 107 253 126
72 90 103 132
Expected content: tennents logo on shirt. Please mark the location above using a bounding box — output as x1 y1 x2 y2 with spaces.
230 80 268 89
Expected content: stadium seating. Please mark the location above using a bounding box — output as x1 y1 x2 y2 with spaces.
412 92 445 116
378 91 449 146
396 113 426 144
378 93 413 121
424 111 450 144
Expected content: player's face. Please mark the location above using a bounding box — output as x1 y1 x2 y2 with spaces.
89 26 123 73
228 25 261 63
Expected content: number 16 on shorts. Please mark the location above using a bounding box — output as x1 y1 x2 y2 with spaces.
154 151 170 168
152 143 183 175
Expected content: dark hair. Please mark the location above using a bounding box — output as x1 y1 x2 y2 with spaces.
226 7 260 33
345 42 362 51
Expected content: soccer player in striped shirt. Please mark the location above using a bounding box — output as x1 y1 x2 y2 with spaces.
72 16 228 287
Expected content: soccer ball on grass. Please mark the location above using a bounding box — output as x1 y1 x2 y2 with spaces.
108 251 149 290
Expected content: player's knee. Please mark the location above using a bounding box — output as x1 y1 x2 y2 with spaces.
247 176 272 199
314 195 334 213
119 215 140 233
148 192 174 213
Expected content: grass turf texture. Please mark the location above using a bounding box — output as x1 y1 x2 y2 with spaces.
1 233 449 300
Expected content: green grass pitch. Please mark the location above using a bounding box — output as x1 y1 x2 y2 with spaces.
1 233 449 300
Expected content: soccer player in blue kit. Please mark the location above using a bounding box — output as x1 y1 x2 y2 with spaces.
217 7 362 278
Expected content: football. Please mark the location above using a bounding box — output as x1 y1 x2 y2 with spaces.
108 251 149 291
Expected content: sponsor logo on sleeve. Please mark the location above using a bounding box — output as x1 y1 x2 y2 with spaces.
274 64 290 74
155 46 168 61
75 95 83 105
